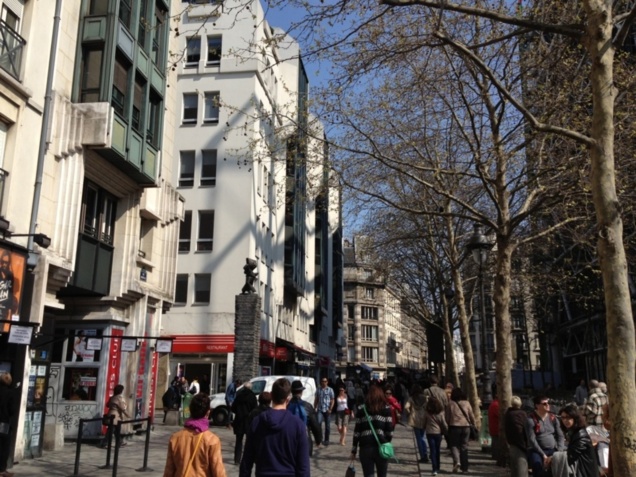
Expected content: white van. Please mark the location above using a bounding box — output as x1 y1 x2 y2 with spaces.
209 375 317 426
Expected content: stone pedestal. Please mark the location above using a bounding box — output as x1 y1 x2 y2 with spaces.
43 422 64 451
234 294 261 383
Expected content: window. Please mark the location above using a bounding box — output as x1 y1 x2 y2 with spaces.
81 182 117 246
179 211 192 252
112 53 130 117
203 92 219 123
1 6 19 31
88 0 109 15
175 274 188 303
362 347 378 363
183 93 198 124
132 76 146 133
119 0 132 29
361 306 378 320
194 274 211 303
347 304 355 319
365 287 374 299
361 325 378 342
197 211 214 251
186 37 200 66
138 218 154 259
347 346 355 362
152 4 167 66
347 324 355 341
201 150 217 186
80 48 103 103
207 36 222 65
137 0 148 49
147 89 162 147
179 151 195 187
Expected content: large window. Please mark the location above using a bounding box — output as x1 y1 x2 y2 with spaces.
361 306 378 320
132 75 146 133
186 37 200 66
179 151 195 187
183 93 198 124
175 274 188 303
81 182 117 246
197 210 214 251
80 48 103 103
179 211 192 252
152 4 167 66
361 325 378 342
147 89 162 147
112 53 131 117
119 0 132 29
137 0 148 49
1 5 19 31
207 36 222 65
203 92 219 123
201 150 217 186
194 274 211 303
362 347 378 363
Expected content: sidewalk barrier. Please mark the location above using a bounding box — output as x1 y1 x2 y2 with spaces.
110 416 153 477
73 416 107 476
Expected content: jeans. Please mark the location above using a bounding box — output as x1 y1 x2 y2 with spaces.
427 433 443 472
317 410 331 443
413 427 428 460
359 444 389 477
449 426 470 471
528 448 555 477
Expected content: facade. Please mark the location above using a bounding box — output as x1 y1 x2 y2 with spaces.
0 0 182 461
163 0 342 393
340 237 426 380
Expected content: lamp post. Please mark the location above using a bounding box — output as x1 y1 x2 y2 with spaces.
467 223 493 405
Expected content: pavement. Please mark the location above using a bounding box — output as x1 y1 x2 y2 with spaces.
8 420 509 476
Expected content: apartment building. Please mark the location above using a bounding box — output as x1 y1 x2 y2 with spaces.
163 0 342 393
0 0 182 461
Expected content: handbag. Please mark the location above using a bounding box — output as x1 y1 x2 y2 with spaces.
345 460 356 477
455 401 478 440
362 405 398 462
183 432 204 477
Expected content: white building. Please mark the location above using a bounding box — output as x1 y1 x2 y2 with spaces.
162 0 342 397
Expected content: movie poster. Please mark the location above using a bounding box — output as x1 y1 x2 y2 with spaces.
0 246 26 333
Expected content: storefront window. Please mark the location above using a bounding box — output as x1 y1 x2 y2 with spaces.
52 328 103 401
62 367 99 400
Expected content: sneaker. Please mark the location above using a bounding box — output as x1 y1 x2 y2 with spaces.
452 464 461 473
432 472 438 476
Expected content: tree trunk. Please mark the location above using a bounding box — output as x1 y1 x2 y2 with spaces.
442 294 459 387
583 2 636 476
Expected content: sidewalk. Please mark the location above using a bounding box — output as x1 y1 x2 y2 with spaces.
8 420 509 476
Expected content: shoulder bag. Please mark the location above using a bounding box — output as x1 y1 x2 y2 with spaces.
183 432 204 477
456 401 478 440
362 405 397 462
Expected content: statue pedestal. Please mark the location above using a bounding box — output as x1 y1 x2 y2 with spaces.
234 294 261 382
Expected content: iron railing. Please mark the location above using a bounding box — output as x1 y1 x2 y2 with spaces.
0 20 25 80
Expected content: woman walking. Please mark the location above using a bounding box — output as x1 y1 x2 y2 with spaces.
446 387 475 474
350 385 393 477
336 386 350 446
105 384 130 448
404 384 429 464
422 396 447 476
384 384 402 428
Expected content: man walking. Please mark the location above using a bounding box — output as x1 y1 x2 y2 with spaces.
288 380 322 455
314 377 335 445
231 381 258 464
239 378 309 477
585 379 608 426
525 395 565 477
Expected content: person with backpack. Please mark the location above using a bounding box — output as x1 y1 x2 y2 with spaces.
161 379 181 423
288 380 322 455
525 395 566 477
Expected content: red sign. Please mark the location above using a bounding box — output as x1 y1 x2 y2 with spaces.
148 351 158 421
260 339 274 358
275 347 289 361
171 334 234 353
102 329 123 433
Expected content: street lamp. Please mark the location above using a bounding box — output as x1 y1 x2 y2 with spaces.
467 223 493 405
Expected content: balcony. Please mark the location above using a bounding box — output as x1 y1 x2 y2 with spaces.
0 20 25 80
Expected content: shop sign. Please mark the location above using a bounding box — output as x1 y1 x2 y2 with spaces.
259 339 275 358
275 347 288 361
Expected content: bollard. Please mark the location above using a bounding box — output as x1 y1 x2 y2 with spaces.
100 415 114 469
73 419 84 476
136 417 153 472
111 423 122 477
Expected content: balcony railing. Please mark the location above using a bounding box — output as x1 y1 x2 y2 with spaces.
0 20 25 80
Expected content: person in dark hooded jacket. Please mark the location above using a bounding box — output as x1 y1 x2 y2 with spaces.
231 381 258 465
239 378 309 477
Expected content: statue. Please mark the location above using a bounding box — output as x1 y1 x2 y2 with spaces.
241 258 258 294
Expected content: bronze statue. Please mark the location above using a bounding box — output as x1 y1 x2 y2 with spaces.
241 258 258 294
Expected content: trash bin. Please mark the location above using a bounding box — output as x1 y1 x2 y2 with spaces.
479 409 492 451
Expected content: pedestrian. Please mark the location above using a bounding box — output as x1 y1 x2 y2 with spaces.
505 396 529 477
247 392 272 425
525 395 565 477
188 376 201 395
554 404 600 477
574 379 588 406
225 378 241 407
314 376 335 445
350 384 393 477
404 384 429 464
347 380 356 410
585 380 608 427
488 383 500 461
288 380 322 455
163 393 227 477
422 396 447 476
200 375 211 395
161 379 181 423
105 384 130 448
446 387 476 474
425 376 449 409
335 386 350 446
239 378 309 477
0 372 16 477
384 384 402 428
231 381 258 464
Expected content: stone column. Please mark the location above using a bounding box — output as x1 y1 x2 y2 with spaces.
234 294 261 382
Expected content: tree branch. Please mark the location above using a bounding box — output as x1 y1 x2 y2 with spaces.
613 3 636 47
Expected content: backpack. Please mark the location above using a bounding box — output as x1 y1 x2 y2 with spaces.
288 399 308 426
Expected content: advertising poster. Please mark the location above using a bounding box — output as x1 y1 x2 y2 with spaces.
0 246 26 333
72 330 97 362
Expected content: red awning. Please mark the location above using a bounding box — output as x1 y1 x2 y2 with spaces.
171 334 234 353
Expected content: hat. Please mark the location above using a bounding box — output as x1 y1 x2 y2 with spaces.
291 380 305 393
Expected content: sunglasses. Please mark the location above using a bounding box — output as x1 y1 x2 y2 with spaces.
540 402 550 405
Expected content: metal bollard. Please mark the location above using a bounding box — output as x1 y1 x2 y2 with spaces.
111 423 122 477
100 415 114 469
73 418 84 476
136 417 153 472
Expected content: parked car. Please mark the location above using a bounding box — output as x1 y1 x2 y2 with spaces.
209 375 317 426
